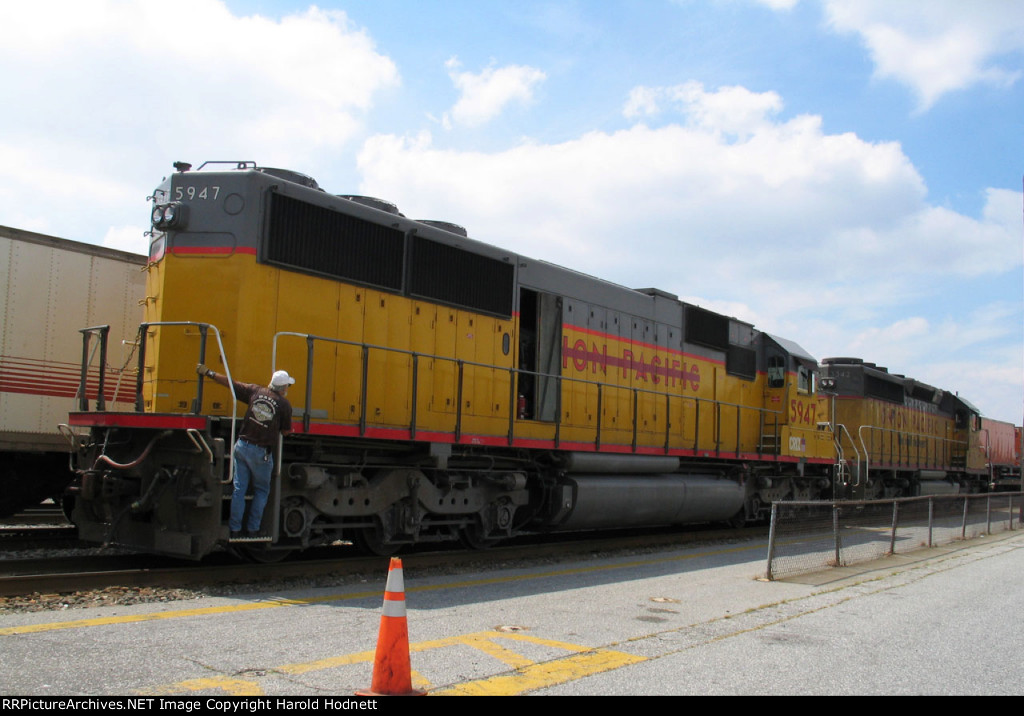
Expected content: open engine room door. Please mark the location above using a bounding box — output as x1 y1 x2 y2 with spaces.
518 288 562 421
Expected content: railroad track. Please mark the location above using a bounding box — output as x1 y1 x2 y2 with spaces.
3 502 69 525
0 525 765 599
0 524 78 547
0 504 78 551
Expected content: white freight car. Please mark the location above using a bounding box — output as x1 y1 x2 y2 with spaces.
0 225 146 515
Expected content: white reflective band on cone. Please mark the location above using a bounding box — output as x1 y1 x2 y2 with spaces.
382 599 407 617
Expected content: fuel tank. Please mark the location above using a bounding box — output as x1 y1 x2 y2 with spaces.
553 473 745 531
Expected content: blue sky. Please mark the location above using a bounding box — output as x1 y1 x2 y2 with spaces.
1 0 1021 423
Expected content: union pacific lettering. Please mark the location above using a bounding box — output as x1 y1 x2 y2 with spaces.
876 404 943 435
561 335 701 390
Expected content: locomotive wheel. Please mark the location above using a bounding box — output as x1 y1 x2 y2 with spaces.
459 523 499 550
352 526 401 556
726 508 747 529
61 494 76 523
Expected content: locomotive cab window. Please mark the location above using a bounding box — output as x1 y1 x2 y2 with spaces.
768 356 785 388
797 364 815 394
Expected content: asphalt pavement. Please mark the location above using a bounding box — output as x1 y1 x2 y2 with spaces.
2 530 1022 696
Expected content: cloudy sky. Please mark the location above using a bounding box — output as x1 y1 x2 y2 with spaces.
1 0 1021 423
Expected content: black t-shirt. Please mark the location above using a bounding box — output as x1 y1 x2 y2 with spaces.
232 382 293 448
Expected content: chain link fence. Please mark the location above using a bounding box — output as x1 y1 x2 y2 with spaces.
765 493 1021 580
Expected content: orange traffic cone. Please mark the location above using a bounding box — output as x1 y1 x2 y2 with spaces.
357 557 426 696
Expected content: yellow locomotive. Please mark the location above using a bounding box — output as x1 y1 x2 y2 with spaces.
819 358 987 499
67 162 983 560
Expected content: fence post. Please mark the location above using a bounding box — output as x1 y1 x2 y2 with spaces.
889 500 899 555
765 502 778 581
928 497 934 547
961 495 969 541
833 504 842 568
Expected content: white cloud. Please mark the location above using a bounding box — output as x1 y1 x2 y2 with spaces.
101 225 149 255
823 0 1024 110
360 82 943 293
357 81 1022 421
0 0 398 239
443 57 546 128
625 81 784 139
753 0 800 10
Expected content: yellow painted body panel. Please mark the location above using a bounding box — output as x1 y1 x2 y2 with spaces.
144 252 515 438
831 396 965 470
555 325 832 459
143 251 832 461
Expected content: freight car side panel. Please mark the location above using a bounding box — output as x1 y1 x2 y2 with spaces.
0 229 145 443
979 417 1020 470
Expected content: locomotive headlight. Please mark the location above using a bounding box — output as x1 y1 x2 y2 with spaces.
162 203 178 225
151 202 188 230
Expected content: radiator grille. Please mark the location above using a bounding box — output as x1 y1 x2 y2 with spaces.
409 236 514 317
264 192 513 317
265 192 404 291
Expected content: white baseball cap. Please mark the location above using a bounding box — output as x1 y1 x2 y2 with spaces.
270 370 296 389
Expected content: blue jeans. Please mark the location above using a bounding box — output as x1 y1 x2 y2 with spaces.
230 439 274 532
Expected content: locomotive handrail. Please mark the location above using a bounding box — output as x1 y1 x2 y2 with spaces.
857 424 969 481
832 423 863 487
75 324 143 411
138 321 237 483
272 331 788 459
185 428 214 463
77 325 110 411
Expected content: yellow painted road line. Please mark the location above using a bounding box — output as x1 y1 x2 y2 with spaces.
0 541 763 636
140 630 643 697
432 648 646 696
142 677 266 697
0 594 370 636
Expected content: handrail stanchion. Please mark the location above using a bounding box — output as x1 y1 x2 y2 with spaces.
507 367 516 446
95 326 109 411
631 388 638 453
694 398 701 452
304 335 315 433
735 404 741 456
77 325 111 412
78 329 92 412
455 360 464 443
553 375 563 449
411 353 419 440
135 323 148 412
193 324 208 415
664 393 671 454
359 345 369 437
